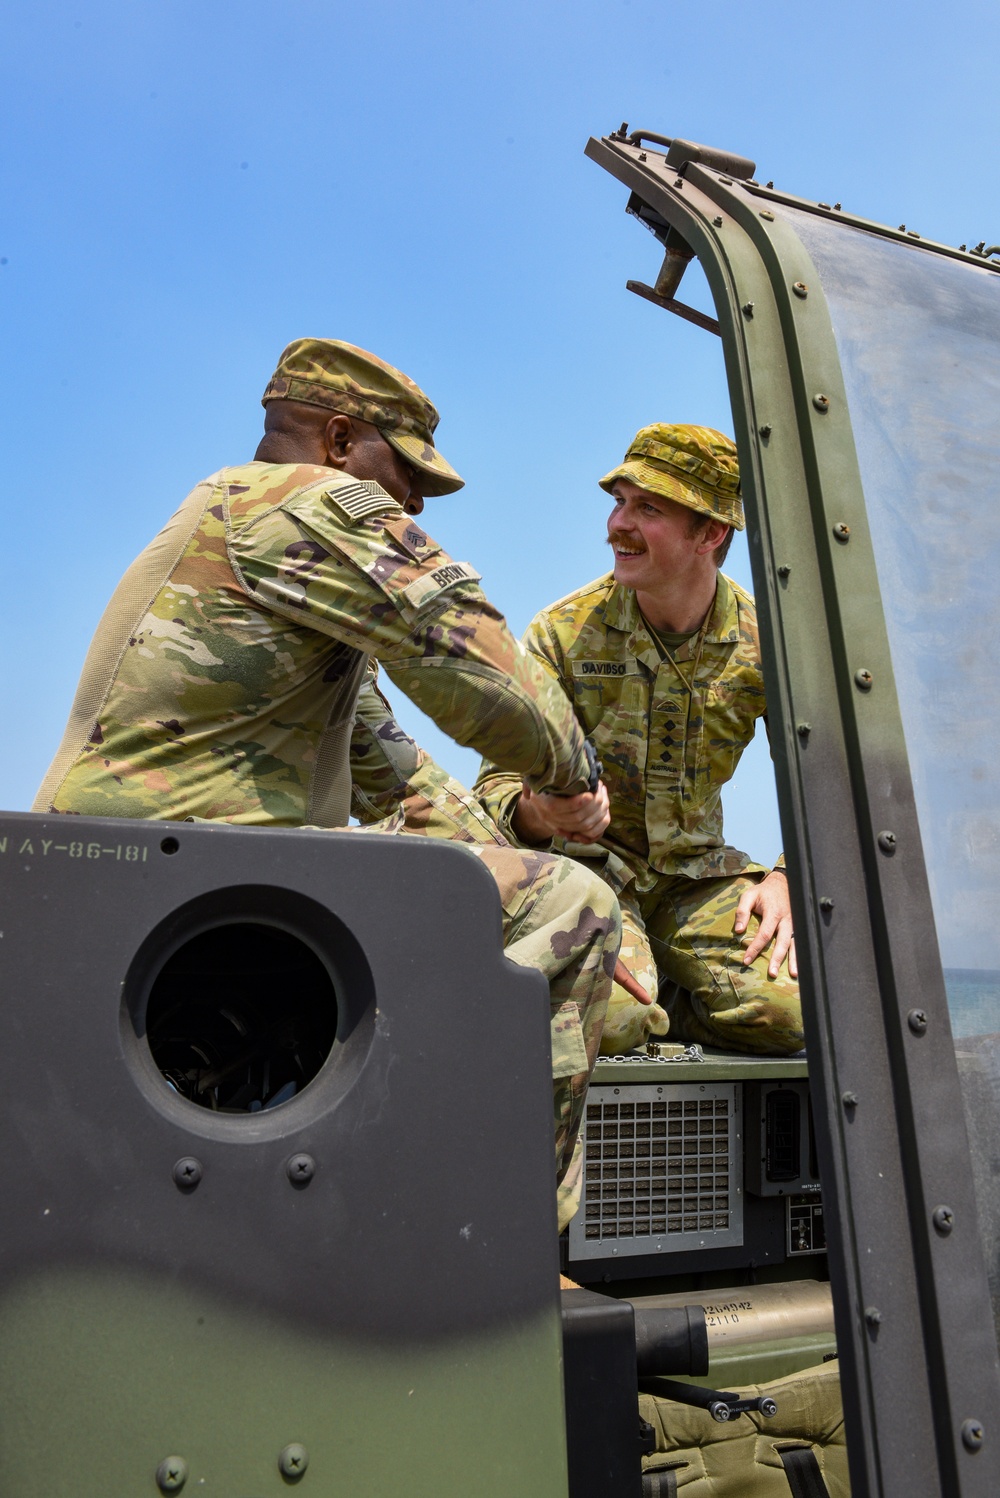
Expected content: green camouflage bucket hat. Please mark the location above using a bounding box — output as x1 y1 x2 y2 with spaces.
599 423 743 530
262 338 465 497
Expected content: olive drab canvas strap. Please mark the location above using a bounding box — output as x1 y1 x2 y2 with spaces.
641 1466 680 1496
642 1446 832 1498
777 1445 830 1498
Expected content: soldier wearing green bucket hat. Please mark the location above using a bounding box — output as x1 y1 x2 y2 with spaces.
477 422 803 1058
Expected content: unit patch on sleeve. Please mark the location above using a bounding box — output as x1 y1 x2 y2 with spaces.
323 480 404 525
401 560 482 612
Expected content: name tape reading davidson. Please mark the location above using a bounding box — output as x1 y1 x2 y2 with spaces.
571 659 641 678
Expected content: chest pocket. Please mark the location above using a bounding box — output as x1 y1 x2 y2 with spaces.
569 658 642 732
569 659 649 805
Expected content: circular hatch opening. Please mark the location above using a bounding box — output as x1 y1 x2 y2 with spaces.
146 922 338 1113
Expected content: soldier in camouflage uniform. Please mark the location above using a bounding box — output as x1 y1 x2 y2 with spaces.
34 337 630 1228
477 424 803 1057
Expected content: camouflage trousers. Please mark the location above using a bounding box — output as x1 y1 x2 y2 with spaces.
600 871 803 1057
359 757 621 1230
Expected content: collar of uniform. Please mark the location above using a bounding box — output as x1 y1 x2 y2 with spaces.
703 573 740 646
603 583 659 671
604 581 641 635
603 573 739 649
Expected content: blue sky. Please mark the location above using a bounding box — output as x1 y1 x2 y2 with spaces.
3 0 996 862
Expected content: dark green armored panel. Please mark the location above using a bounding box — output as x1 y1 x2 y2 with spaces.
0 814 568 1497
586 126 1000 1497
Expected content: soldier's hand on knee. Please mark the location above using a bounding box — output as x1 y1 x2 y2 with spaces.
734 871 798 980
513 780 611 844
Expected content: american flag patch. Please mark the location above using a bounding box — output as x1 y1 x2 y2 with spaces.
324 480 403 524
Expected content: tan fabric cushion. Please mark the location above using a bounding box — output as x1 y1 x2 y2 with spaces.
639 1359 849 1496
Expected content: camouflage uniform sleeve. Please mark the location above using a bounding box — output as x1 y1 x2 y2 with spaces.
475 609 570 844
349 662 422 823
230 489 591 796
349 661 509 845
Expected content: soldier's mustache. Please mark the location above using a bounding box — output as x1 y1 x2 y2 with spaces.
606 533 647 552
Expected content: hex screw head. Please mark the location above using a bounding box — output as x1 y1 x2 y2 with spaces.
877 831 897 854
742 301 754 316
797 722 811 739
933 1204 955 1235
813 393 831 412
833 522 851 542
865 1306 883 1326
819 896 835 911
962 1419 984 1452
279 1442 310 1479
854 669 874 691
908 1008 929 1035
156 1456 188 1493
759 423 772 438
842 1091 859 1109
793 280 808 297
172 1157 202 1191
777 563 791 578
286 1153 316 1186
713 215 724 227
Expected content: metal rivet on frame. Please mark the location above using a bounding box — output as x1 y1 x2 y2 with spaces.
156 1457 188 1493
962 1419 985 1452
932 1204 955 1235
286 1153 316 1186
172 1157 202 1191
279 1443 310 1480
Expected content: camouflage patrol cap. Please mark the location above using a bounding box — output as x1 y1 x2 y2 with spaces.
599 423 743 530
262 337 464 497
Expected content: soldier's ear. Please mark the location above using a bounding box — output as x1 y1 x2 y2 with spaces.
323 414 353 467
695 518 729 556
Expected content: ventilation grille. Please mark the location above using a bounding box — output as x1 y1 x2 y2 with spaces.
567 1083 743 1261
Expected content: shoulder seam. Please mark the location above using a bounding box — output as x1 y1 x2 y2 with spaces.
538 571 616 614
722 571 757 611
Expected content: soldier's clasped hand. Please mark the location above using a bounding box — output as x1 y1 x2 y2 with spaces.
513 780 612 846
